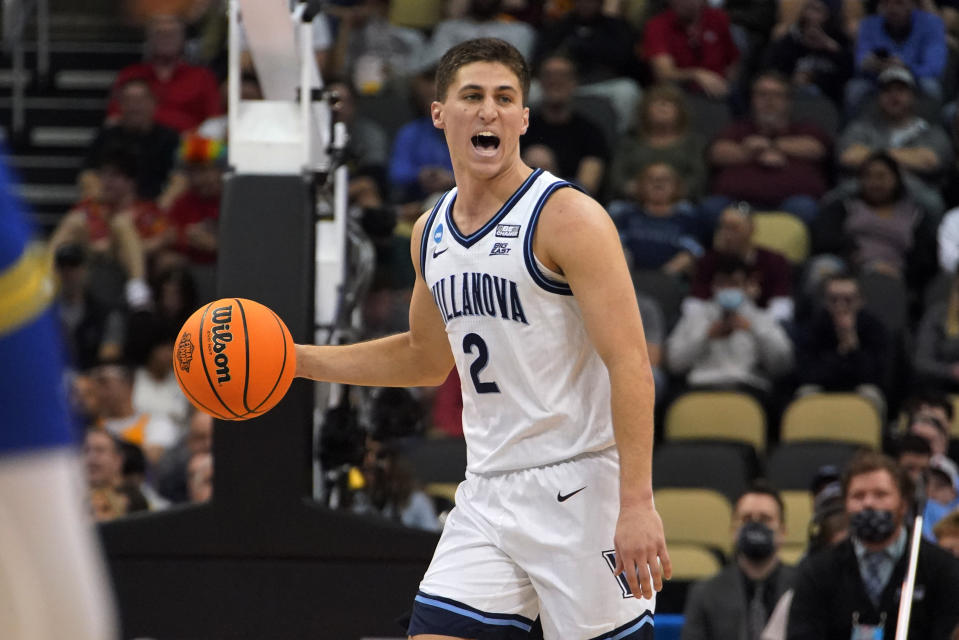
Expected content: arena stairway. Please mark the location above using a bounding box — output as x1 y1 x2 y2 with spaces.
1 35 141 233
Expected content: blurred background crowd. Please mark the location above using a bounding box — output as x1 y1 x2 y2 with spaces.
8 0 959 633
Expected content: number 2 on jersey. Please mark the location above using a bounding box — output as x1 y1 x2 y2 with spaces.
463 333 500 394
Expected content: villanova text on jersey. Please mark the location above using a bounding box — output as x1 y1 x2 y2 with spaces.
430 272 529 326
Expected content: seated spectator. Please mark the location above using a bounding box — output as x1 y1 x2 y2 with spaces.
326 0 426 96
82 78 181 205
352 439 440 531
666 255 794 396
107 14 221 133
689 203 794 323
642 0 740 99
908 412 953 459
812 151 938 294
787 451 959 639
836 67 953 215
704 71 831 225
637 292 669 402
187 452 213 503
53 243 125 372
154 410 213 504
795 273 890 409
50 148 166 310
521 54 609 195
933 509 959 556
387 68 453 206
420 0 535 68
915 271 959 392
607 83 708 201
83 428 124 492
164 134 225 300
924 454 959 540
763 0 854 107
328 79 390 184
152 266 200 329
91 362 180 465
125 312 188 432
533 0 641 132
844 0 947 115
894 432 933 489
608 162 705 277
682 483 795 640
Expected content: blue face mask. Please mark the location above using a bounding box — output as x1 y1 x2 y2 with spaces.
715 287 745 312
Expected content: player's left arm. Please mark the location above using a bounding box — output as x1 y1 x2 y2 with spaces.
535 187 671 600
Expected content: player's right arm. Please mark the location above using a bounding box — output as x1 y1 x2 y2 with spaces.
294 212 455 388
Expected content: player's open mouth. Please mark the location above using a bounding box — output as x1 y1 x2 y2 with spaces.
471 132 500 157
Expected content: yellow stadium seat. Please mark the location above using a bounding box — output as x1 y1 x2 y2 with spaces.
780 490 813 548
663 543 723 581
751 211 810 264
780 393 881 449
665 391 767 453
424 482 458 505
950 395 959 438
779 544 806 566
655 488 733 558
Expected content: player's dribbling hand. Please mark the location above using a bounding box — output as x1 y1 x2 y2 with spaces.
613 503 672 600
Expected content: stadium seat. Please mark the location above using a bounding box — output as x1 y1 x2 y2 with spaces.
780 393 882 449
653 441 753 503
751 211 810 264
950 395 959 439
791 93 840 138
664 543 723 581
405 437 467 484
780 490 813 550
779 544 805 566
655 488 733 558
859 271 908 336
684 91 732 142
767 441 862 490
665 391 767 453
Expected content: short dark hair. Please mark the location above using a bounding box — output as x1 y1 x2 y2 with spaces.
735 480 785 522
895 433 933 457
118 76 154 98
752 70 791 93
96 144 140 182
905 391 954 422
840 451 911 502
713 254 751 279
435 38 530 104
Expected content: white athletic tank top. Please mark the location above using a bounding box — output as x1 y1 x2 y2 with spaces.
420 169 615 474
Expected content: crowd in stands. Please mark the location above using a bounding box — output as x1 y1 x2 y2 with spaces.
40 0 959 634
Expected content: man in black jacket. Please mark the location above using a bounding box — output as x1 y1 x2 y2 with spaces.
787 451 959 639
682 482 796 640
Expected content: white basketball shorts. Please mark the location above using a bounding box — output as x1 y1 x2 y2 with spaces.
407 447 656 639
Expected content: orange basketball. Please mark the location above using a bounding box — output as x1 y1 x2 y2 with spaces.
172 298 296 421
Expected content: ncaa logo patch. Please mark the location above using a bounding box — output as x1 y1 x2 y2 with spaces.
490 242 511 256
496 224 521 238
434 223 444 244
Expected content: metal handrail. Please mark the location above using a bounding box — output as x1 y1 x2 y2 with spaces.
3 0 50 137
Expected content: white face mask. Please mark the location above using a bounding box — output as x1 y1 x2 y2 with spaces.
715 287 745 312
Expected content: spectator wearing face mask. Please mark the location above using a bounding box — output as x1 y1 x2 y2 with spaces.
666 255 793 397
682 483 796 640
923 455 959 542
787 451 959 639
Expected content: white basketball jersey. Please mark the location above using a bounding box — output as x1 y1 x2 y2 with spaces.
420 169 614 474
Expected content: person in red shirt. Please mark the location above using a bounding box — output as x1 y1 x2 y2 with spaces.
642 0 740 98
106 14 221 133
49 148 165 309
165 134 223 301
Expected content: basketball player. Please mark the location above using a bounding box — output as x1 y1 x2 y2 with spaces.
295 38 669 639
0 155 117 638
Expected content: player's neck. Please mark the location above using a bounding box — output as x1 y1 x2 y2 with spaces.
451 161 534 229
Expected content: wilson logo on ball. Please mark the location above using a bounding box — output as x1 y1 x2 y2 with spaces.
210 305 233 383
176 333 195 372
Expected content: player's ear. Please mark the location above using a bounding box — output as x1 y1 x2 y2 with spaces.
520 105 529 135
431 101 444 129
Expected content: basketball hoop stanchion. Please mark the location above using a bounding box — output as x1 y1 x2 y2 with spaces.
894 515 923 640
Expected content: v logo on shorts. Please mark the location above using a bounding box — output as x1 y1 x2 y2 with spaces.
557 486 587 502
